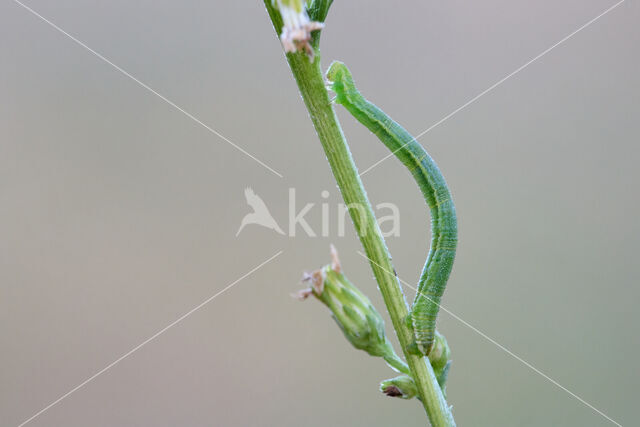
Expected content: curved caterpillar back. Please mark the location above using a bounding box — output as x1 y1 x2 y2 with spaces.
327 61 458 355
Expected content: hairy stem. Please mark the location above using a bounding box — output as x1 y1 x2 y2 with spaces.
264 3 454 425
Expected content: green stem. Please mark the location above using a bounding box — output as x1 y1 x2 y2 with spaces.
264 3 454 425
383 353 411 376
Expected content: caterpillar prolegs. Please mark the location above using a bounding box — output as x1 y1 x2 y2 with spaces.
326 61 457 356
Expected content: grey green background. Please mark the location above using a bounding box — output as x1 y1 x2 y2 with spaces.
1 1 638 426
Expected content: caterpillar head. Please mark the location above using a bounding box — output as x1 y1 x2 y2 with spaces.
326 61 357 104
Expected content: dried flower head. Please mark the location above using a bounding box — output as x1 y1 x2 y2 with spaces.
276 0 324 59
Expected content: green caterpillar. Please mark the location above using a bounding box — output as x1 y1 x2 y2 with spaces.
326 61 457 356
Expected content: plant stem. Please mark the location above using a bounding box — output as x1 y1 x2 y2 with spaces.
383 353 411 376
264 3 455 425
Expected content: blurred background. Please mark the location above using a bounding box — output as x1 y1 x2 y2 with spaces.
1 1 638 426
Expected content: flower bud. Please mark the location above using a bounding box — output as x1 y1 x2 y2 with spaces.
295 246 409 375
428 330 452 396
380 375 417 400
